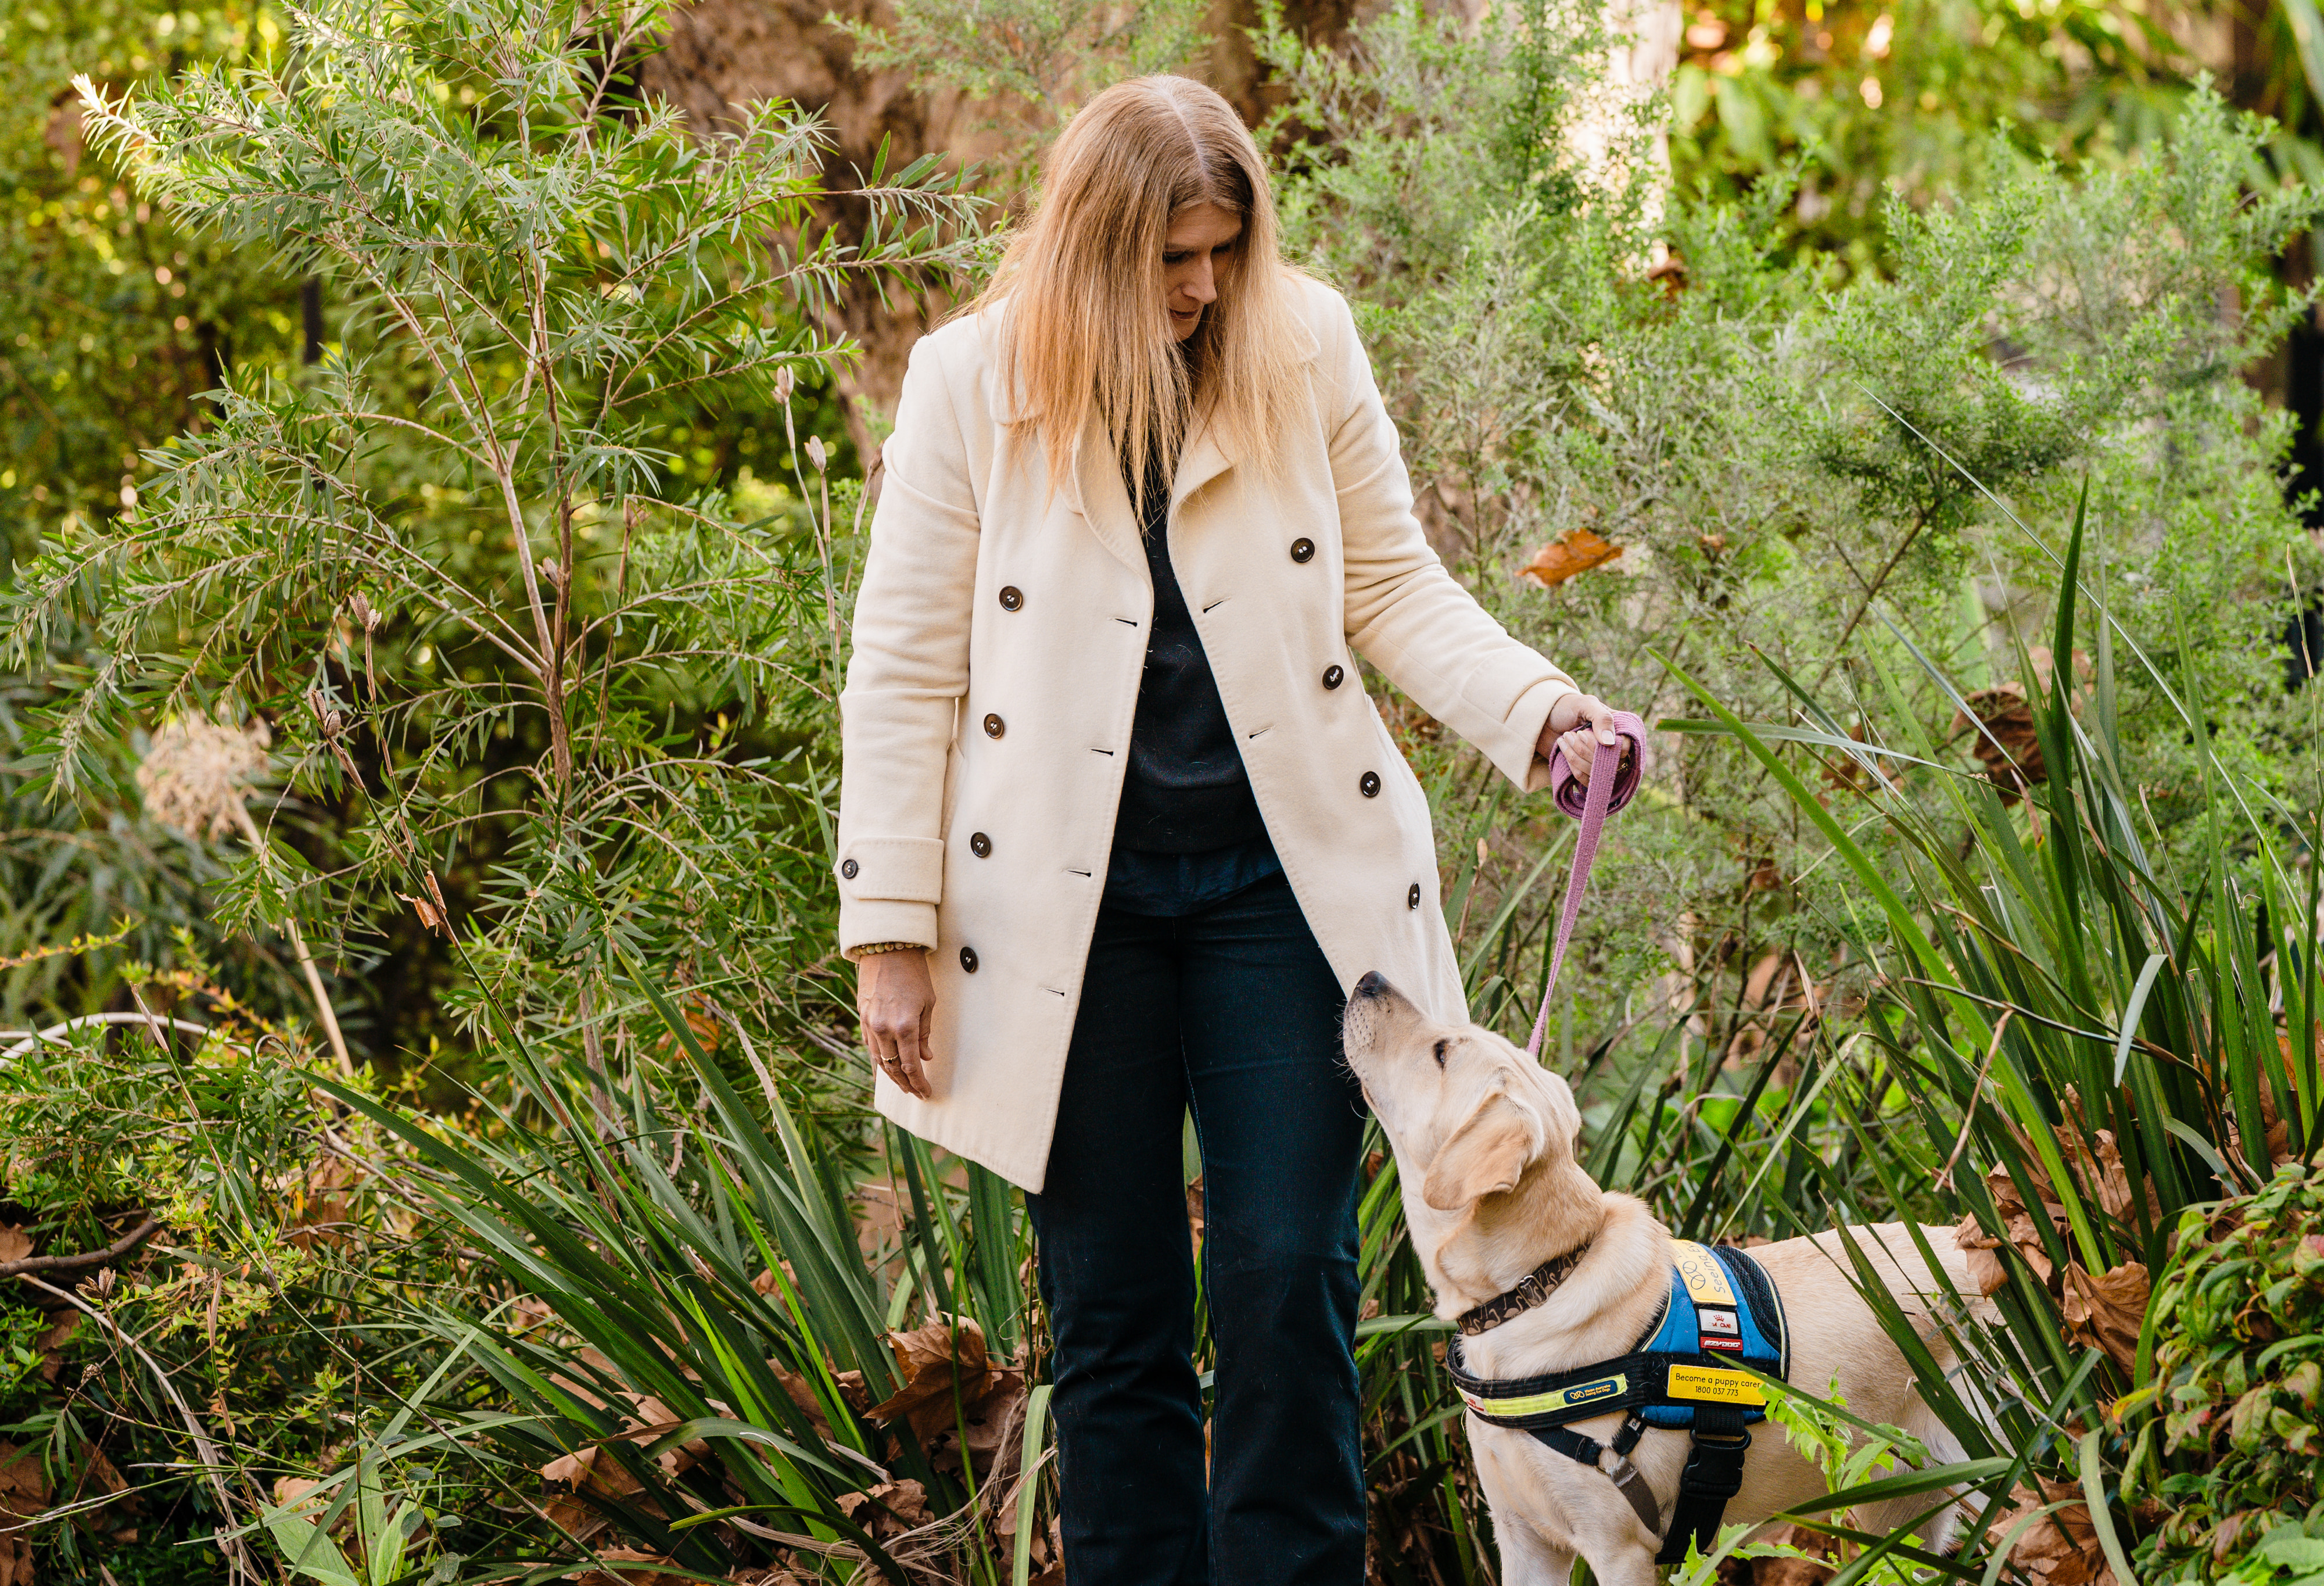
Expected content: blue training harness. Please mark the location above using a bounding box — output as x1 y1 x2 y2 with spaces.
1445 1240 1790 1564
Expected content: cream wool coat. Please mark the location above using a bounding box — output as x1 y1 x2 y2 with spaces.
835 274 1580 1191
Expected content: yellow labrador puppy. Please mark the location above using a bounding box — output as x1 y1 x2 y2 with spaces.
1342 972 1991 1586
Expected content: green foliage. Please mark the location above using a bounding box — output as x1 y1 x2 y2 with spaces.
320 981 1041 1580
0 0 321 1044
3 0 979 1102
1664 0 2255 271
0 953 478 1582
1669 1376 1982 1584
1680 491 2324 1578
3 0 2322 1577
837 0 1210 135
1261 0 2321 1102
0 0 302 560
2126 1161 2324 1582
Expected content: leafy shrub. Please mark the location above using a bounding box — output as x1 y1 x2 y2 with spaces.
0 958 476 1582
6 0 977 1112
1684 493 2324 1581
2126 1159 2324 1582
1259 0 2324 1087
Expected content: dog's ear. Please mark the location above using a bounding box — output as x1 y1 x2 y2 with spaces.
1422 1084 1542 1212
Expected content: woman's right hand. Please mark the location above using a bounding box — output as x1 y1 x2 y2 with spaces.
858 950 938 1099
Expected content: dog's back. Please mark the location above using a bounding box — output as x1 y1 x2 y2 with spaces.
1741 1222 1997 1546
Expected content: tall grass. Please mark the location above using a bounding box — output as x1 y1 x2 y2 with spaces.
1663 488 2323 1577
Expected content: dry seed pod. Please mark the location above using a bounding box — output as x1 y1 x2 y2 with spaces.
305 688 344 739
806 436 827 473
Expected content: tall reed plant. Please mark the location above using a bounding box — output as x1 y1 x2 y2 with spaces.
1664 485 2323 1577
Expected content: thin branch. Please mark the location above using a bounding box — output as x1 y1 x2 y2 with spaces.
0 1216 160 1279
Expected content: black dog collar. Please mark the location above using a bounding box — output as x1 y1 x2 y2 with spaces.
1454 1240 1593 1336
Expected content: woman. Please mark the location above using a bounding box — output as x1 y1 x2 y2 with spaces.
836 75 1627 1585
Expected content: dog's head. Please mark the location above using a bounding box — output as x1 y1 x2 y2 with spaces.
1343 971 1586 1213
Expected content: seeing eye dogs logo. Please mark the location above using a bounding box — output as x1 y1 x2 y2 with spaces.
1458 1374 1626 1420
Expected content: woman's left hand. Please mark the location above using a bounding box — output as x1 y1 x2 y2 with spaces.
1537 693 1629 789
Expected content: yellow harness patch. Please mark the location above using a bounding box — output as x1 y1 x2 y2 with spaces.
1461 1373 1628 1422
1665 1364 1765 1406
1672 1240 1738 1308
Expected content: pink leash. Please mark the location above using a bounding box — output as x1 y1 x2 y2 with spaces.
1523 710 1648 1060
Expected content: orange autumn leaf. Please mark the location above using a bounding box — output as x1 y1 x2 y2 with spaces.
1519 528 1623 588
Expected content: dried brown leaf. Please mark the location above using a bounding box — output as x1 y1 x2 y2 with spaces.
2063 1261 2149 1372
1950 683 2045 801
834 1478 931 1540
1518 528 1624 589
1985 1479 2118 1586
567 1546 691 1586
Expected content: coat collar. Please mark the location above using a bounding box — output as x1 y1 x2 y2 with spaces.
1066 411 1240 579
986 300 1321 575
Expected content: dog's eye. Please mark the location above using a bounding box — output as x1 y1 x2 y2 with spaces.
1433 1038 1448 1069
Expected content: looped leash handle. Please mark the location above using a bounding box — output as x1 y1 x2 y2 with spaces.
1525 710 1648 1061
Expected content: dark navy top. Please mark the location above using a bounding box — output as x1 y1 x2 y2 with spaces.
1102 449 1283 917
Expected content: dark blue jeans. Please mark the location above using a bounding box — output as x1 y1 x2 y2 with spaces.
1027 871 1368 1586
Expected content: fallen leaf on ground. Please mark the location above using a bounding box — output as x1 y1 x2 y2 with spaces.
867 1316 1028 1478
1954 1161 2067 1288
568 1546 691 1586
1985 1478 2117 1586
835 1477 931 1539
0 1443 47 1586
1950 683 2045 801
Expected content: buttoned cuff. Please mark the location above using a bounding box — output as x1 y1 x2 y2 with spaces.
836 836 944 902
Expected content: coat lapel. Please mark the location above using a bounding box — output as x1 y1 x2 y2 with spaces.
1065 402 1240 574
1172 417 1233 513
1068 415 1148 578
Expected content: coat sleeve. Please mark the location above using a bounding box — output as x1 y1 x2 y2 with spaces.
834 335 981 954
1325 293 1579 793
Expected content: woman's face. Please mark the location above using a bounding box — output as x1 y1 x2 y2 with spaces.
1162 203 1242 342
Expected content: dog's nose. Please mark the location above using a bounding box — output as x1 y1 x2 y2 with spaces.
1354 971 1390 998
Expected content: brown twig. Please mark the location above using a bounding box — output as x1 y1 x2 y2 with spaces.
1936 1011 2012 1193
0 1216 158 1280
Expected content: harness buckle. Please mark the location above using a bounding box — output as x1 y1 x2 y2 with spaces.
1676 1426 1752 1501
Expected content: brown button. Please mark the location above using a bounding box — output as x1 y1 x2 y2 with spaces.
970 832 992 857
1408 883 1422 910
1290 538 1315 564
1360 771 1381 798
1322 664 1344 690
840 858 859 879
999 586 1023 611
983 713 1005 739
960 946 979 973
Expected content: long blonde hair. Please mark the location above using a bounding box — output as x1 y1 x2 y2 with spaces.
973 76 1309 505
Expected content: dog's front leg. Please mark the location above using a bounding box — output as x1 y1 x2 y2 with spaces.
1489 1513 1575 1586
